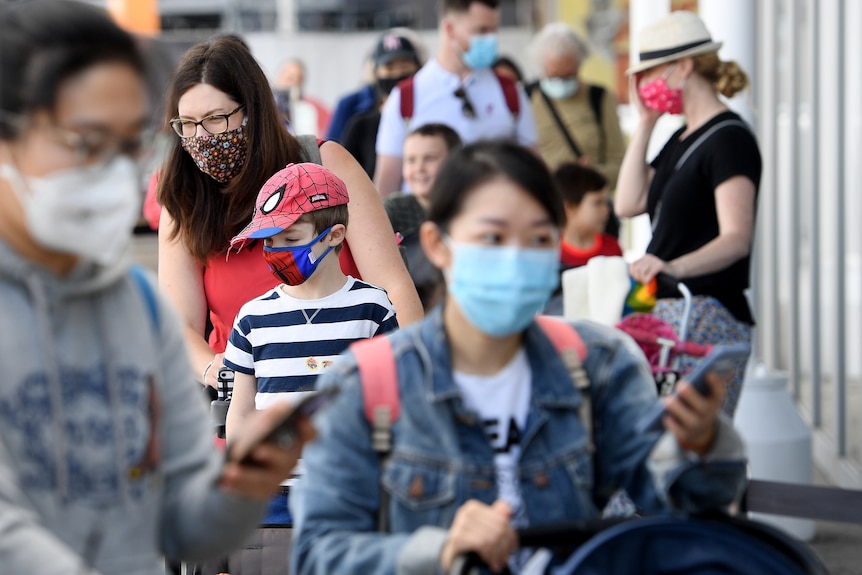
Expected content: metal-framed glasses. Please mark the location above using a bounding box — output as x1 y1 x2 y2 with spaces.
169 105 245 138
0 108 157 169
453 87 476 118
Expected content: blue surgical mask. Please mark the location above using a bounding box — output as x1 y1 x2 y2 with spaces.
446 242 560 337
540 76 579 100
461 33 498 70
262 226 335 286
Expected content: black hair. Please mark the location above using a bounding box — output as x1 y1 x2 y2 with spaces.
427 141 564 231
441 0 500 15
0 0 144 139
492 56 524 83
553 163 608 206
407 123 463 153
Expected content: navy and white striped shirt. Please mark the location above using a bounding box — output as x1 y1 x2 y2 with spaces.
223 276 398 408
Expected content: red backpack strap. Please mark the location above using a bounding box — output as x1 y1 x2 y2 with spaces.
535 315 593 452
352 335 400 454
398 76 415 123
494 72 520 118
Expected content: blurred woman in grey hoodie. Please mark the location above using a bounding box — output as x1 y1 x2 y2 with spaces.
0 2 311 573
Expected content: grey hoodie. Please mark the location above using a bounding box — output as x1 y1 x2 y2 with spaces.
0 240 266 574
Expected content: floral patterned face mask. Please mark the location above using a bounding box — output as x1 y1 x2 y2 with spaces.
181 119 248 183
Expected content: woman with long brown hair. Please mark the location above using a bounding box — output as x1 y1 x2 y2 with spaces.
158 37 423 391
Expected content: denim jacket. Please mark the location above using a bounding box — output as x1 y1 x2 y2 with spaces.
290 308 746 575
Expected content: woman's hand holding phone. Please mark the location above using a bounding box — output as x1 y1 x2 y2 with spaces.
662 372 726 456
636 344 749 455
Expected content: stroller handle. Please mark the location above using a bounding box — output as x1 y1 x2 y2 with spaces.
655 273 694 343
449 518 631 575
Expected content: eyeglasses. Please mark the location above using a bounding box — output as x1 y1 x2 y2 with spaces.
453 87 476 119
169 105 245 138
0 108 158 168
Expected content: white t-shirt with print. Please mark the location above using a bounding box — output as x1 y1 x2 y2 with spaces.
454 348 531 527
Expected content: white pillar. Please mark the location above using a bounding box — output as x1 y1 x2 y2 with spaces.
623 0 671 259
698 0 757 125
277 0 297 35
628 0 671 66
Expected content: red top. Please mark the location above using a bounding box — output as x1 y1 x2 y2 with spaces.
204 241 360 353
560 233 623 268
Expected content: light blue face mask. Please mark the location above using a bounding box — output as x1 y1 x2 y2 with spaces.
461 33 498 70
446 241 560 337
540 76 579 100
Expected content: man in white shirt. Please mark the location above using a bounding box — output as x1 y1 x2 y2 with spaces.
373 0 537 197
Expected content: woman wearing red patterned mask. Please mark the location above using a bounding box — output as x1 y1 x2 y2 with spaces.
615 11 761 417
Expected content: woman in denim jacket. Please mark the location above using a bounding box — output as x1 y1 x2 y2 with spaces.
291 141 746 575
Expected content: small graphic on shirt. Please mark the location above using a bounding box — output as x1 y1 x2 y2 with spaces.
305 357 336 372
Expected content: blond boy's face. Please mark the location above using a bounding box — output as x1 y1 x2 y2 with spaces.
403 134 449 200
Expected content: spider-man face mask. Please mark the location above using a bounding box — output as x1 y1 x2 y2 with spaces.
262 226 334 285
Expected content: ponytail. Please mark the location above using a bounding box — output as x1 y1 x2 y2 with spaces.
693 52 749 98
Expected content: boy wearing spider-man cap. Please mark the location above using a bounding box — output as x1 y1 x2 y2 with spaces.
223 163 398 539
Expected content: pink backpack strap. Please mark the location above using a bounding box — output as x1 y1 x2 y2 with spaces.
535 315 594 452
535 315 586 361
352 335 400 454
351 334 400 532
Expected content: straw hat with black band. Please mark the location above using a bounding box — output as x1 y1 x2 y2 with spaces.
627 11 723 75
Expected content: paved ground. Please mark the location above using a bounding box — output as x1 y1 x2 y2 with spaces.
805 468 862 572
808 520 862 573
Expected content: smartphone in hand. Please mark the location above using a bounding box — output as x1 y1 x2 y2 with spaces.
636 343 750 434
228 387 340 465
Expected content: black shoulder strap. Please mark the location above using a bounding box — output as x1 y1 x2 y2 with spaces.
588 85 606 164
539 87 583 159
674 119 749 172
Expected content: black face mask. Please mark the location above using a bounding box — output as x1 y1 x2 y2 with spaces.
376 74 412 97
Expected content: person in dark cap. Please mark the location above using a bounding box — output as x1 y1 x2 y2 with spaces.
339 29 425 177
326 28 425 144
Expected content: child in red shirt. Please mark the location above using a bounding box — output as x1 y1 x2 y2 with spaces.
554 163 623 268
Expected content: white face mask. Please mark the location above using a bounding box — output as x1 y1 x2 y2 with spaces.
540 77 579 100
0 156 141 267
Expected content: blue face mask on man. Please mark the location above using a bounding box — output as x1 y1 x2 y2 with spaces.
445 241 560 337
461 33 498 70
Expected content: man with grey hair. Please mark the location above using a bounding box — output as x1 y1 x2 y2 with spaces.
528 22 626 190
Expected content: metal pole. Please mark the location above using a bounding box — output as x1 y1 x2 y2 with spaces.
809 0 822 427
835 0 847 457
789 0 801 399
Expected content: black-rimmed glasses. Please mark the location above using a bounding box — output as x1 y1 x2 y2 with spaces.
453 87 476 119
169 104 245 138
